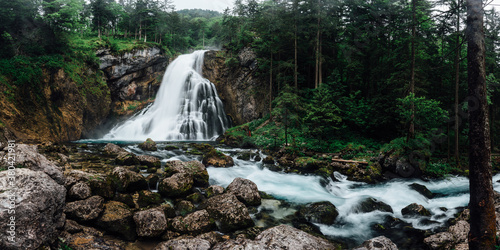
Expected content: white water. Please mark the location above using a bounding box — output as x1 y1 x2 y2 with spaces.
103 50 229 141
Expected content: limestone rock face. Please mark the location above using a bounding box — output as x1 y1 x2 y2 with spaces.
0 168 66 250
203 49 268 126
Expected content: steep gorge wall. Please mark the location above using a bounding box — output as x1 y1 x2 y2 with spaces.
203 49 269 126
0 47 169 143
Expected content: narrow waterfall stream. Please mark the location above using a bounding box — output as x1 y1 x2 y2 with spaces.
103 50 229 141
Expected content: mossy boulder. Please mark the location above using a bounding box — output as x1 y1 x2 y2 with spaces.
103 143 128 156
175 200 195 217
110 167 148 192
138 138 158 151
136 154 161 168
96 201 136 241
202 149 234 168
133 207 168 237
137 190 163 208
226 177 261 206
170 210 216 234
354 197 393 214
201 193 254 233
262 156 275 164
115 151 140 166
402 203 431 217
299 201 339 225
164 160 209 187
294 157 328 173
206 185 224 198
158 173 194 197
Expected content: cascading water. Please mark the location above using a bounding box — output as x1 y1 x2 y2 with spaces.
103 50 229 141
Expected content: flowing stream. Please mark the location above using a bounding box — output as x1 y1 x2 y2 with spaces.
103 50 229 141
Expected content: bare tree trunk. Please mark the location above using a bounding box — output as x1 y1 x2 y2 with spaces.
454 0 461 165
270 52 273 119
315 0 320 89
408 0 416 142
467 0 496 248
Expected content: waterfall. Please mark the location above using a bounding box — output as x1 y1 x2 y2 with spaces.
103 50 229 141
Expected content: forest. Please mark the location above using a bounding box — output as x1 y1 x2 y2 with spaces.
1 0 500 249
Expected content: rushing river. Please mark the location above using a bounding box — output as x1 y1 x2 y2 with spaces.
78 140 500 247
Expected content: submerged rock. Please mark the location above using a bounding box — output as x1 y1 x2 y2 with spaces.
354 197 394 214
0 169 66 250
353 236 398 250
299 201 339 225
226 177 262 206
409 183 435 199
139 138 158 151
201 193 254 233
401 203 431 217
133 207 168 237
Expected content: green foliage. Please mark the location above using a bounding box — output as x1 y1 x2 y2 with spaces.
304 82 342 138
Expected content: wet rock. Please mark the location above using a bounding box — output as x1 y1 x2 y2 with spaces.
202 148 234 168
114 193 135 208
424 220 470 249
65 195 105 222
154 237 211 250
175 200 195 216
201 193 254 233
0 168 66 250
68 182 92 200
115 151 140 166
96 201 136 241
424 232 454 249
449 220 469 242
103 143 128 156
158 173 194 197
353 236 398 250
409 183 435 199
65 232 124 250
171 210 216 234
146 174 160 189
354 197 393 214
139 138 158 151
133 207 168 237
262 156 275 164
401 203 431 217
213 224 337 249
65 170 115 199
137 154 161 168
1 144 65 185
164 145 180 151
161 230 182 241
226 177 261 206
300 201 339 225
110 167 148 192
206 185 224 198
164 160 209 186
187 192 204 204
160 203 177 218
137 190 163 208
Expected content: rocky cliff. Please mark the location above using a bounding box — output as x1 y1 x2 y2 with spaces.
203 49 269 125
97 47 169 117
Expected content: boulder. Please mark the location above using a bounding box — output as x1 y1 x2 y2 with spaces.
114 193 136 208
213 224 337 249
96 201 136 241
154 237 211 250
137 190 163 208
202 149 234 168
171 210 216 234
175 200 195 216
158 173 194 197
115 151 140 166
164 160 209 186
133 207 168 237
354 197 393 214
103 143 128 156
353 236 398 250
1 144 64 185
409 183 435 199
65 170 116 199
300 201 339 225
137 154 161 168
202 193 254 232
401 203 431 217
206 185 224 198
226 177 261 206
65 196 105 222
64 232 124 250
139 138 158 151
110 167 148 192
0 169 66 250
68 182 92 200
262 156 275 164
424 232 454 249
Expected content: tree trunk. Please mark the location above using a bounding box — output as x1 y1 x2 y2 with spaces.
315 0 320 89
408 0 416 141
270 52 273 119
454 1 461 165
467 0 496 248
